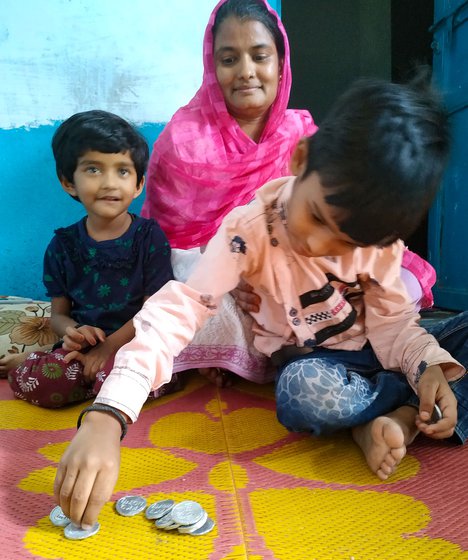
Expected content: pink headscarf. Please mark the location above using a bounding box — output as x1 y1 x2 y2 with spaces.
141 0 317 249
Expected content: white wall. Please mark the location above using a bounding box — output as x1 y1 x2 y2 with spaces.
0 0 215 129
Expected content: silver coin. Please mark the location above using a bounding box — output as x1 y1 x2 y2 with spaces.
162 522 180 531
145 499 175 520
155 511 179 529
178 511 208 534
115 495 147 516
49 505 71 527
430 404 443 424
189 517 215 536
64 522 100 540
171 500 204 526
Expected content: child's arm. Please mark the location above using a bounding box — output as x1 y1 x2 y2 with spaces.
363 242 463 435
50 296 77 337
54 409 123 530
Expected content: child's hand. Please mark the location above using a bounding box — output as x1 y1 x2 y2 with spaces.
62 325 106 352
64 343 113 382
54 410 121 528
415 364 457 439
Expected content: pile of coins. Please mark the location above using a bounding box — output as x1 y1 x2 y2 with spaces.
49 495 215 541
116 495 215 536
49 505 100 540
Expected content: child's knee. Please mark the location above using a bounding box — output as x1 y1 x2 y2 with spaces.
275 359 336 434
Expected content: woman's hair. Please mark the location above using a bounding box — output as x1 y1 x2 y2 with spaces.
302 70 450 246
212 0 285 60
52 110 149 195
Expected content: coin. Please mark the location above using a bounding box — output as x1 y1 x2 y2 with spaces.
430 404 443 424
145 499 175 520
171 500 204 526
115 495 147 516
162 522 180 531
49 505 71 527
178 510 208 534
190 517 215 536
155 511 179 529
64 522 100 540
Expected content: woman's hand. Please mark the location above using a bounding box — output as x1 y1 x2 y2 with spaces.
54 411 122 528
415 365 457 439
230 279 261 314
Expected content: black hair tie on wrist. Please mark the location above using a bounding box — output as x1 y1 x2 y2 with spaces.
77 403 128 440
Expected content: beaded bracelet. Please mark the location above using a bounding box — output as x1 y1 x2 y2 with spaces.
77 403 128 440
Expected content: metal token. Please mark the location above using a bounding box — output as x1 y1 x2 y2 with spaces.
64 522 100 540
171 500 204 526
145 499 175 520
189 517 215 536
162 522 180 531
155 511 179 529
115 495 147 517
49 505 71 527
430 404 443 424
178 511 208 534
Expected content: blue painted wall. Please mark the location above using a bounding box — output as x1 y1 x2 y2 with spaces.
0 0 279 300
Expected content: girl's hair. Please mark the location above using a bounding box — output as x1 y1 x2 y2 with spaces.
212 0 285 60
52 110 149 200
302 71 450 246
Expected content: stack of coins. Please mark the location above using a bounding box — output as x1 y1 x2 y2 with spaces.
116 496 216 536
49 495 216 541
49 505 100 540
151 499 215 536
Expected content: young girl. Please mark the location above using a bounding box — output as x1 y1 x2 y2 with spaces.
8 110 178 408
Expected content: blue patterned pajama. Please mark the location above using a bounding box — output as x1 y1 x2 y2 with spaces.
275 311 468 441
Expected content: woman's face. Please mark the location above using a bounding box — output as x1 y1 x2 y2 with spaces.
214 16 280 123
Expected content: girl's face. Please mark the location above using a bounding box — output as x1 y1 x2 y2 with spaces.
61 150 144 223
214 16 280 123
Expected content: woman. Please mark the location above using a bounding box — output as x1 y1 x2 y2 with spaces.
141 0 317 385
141 0 436 387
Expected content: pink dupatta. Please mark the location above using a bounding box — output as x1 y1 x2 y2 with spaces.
141 0 317 249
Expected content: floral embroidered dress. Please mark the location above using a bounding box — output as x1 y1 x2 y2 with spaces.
43 215 173 333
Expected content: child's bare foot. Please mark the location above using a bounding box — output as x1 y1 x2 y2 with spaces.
0 352 28 378
352 406 419 480
199 367 235 388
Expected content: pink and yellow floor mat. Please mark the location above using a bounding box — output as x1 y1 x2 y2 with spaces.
1 373 468 559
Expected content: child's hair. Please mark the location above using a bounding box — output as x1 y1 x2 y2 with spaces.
303 71 450 246
52 110 149 200
212 0 285 60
